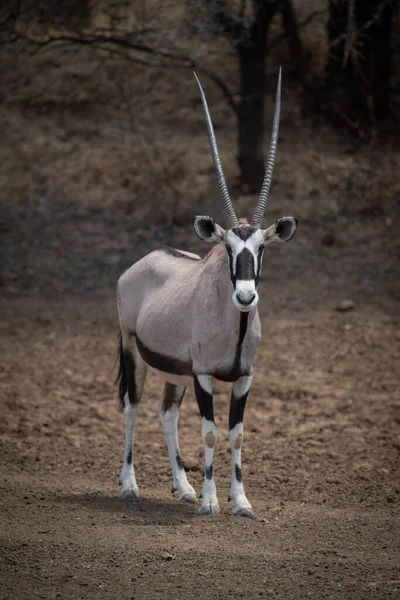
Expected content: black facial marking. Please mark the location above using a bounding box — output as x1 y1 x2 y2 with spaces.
255 245 264 286
126 450 133 465
206 465 213 480
235 248 255 281
231 226 258 241
158 246 200 261
235 464 242 483
136 334 192 376
176 453 185 470
194 377 214 422
226 245 235 286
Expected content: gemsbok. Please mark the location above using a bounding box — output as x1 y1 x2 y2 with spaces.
116 69 298 518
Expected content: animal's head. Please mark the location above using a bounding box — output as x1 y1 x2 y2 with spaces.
192 70 298 312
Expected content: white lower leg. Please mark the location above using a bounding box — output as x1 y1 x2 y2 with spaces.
120 396 139 497
229 423 253 515
199 418 219 516
160 405 196 501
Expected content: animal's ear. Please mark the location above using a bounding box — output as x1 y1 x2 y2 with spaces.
262 216 298 244
193 215 226 242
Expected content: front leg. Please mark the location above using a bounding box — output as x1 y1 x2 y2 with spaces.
194 375 220 516
229 375 256 519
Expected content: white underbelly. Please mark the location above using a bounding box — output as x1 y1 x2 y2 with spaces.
149 367 193 388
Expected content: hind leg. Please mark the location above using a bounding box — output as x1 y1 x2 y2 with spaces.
119 337 147 500
159 383 197 503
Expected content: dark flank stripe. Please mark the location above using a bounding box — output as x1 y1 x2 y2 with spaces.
135 334 193 376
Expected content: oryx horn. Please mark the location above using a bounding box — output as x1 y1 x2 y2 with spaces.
251 67 282 228
194 72 238 229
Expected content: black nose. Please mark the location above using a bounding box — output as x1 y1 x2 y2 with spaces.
237 293 255 306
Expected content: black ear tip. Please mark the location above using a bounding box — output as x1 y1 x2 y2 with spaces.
294 218 299 226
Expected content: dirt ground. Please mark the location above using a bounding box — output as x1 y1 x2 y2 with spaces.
1 24 400 599
1 209 400 599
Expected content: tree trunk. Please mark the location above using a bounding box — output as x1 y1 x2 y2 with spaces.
280 0 307 80
354 0 395 121
237 45 267 191
327 0 396 126
236 2 276 191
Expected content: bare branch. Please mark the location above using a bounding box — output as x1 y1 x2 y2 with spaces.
268 8 328 50
4 28 239 117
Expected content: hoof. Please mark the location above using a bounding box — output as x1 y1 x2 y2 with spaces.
121 489 139 501
171 487 178 495
235 507 256 519
180 493 198 504
198 503 220 516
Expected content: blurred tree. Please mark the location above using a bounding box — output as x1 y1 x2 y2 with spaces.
200 0 306 190
1 0 307 192
327 0 399 127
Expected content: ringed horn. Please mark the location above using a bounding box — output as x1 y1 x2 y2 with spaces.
251 67 282 227
194 71 238 229
193 68 282 229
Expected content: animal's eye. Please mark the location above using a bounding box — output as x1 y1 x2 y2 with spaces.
225 243 231 251
259 244 265 252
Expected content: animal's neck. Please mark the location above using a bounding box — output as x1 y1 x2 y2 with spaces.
197 244 255 381
200 244 247 330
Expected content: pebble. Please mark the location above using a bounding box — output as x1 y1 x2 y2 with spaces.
336 299 355 312
161 553 173 561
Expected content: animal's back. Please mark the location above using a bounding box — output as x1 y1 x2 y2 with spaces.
117 246 201 337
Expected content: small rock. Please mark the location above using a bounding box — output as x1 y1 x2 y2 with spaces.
161 553 173 561
336 300 355 312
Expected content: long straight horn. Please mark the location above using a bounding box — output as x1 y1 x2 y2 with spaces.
252 68 282 227
194 72 238 229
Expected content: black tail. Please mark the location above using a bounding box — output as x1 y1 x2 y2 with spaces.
115 332 127 412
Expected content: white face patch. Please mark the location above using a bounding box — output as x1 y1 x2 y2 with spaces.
225 227 264 311
225 229 264 277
